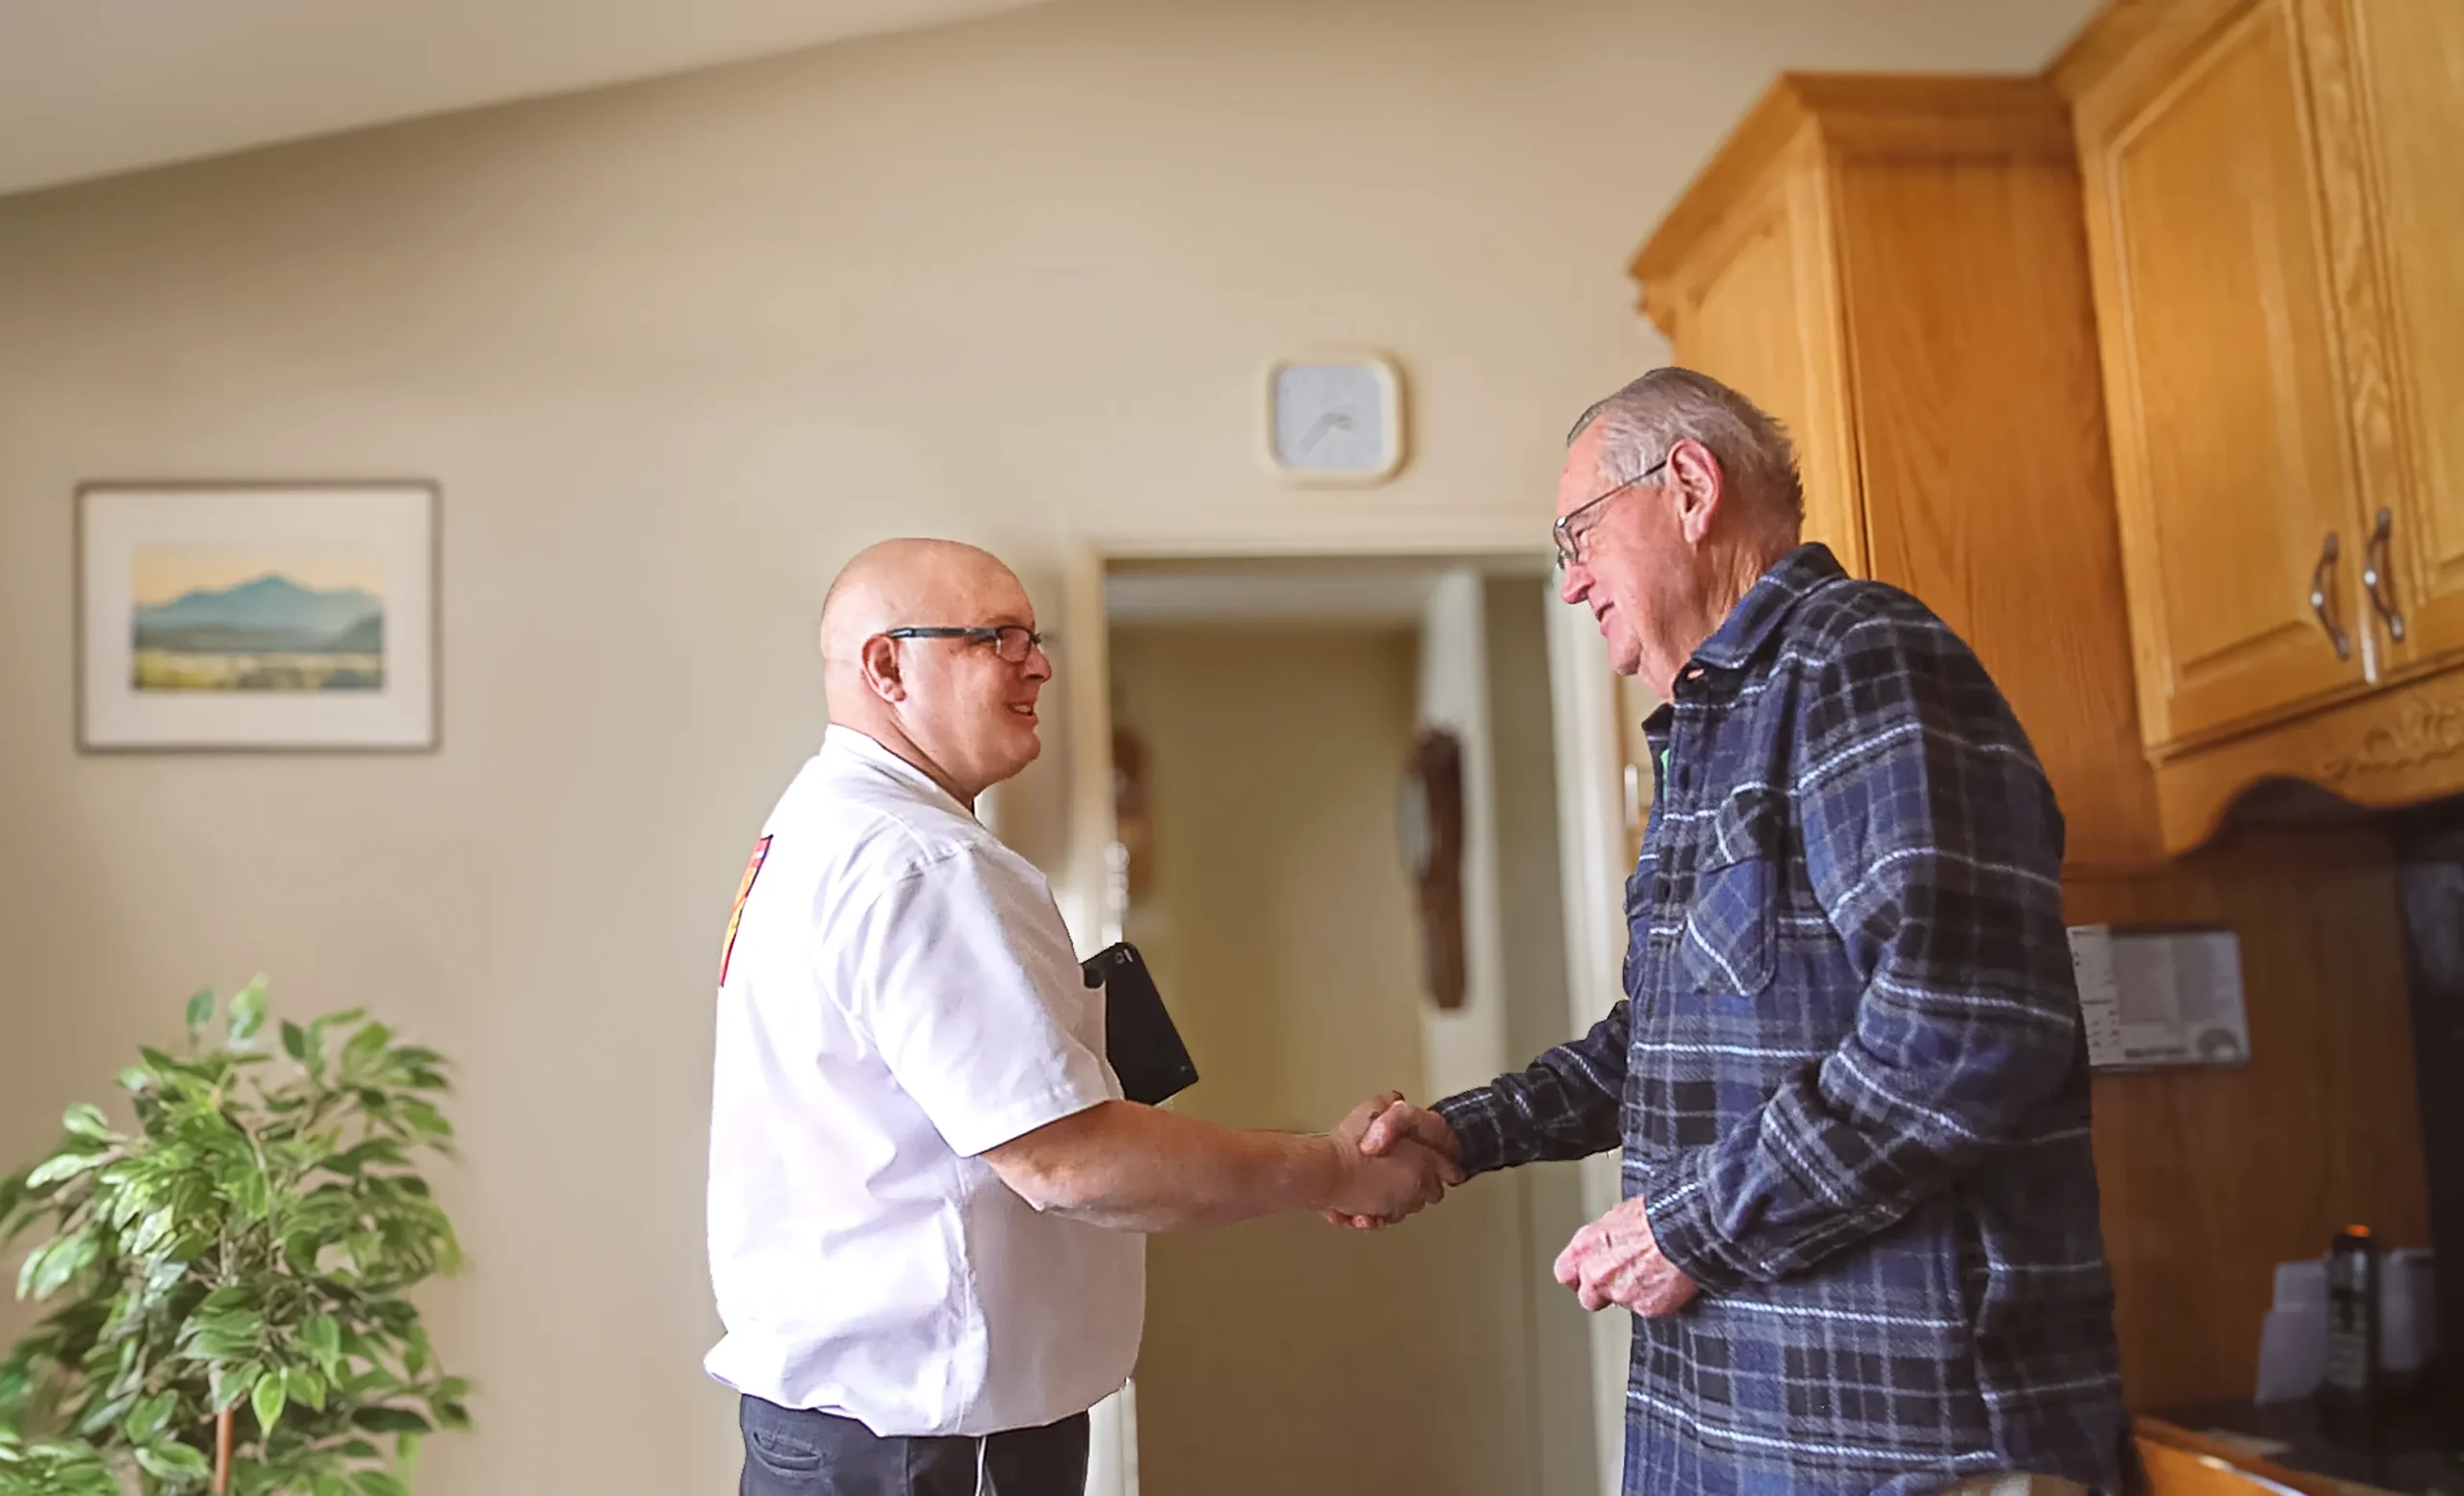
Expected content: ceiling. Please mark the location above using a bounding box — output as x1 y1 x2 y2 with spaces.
0 0 1045 197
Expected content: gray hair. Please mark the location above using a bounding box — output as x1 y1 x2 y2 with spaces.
1566 368 1804 528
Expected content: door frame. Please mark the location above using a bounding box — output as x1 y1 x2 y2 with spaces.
1055 527 1632 1496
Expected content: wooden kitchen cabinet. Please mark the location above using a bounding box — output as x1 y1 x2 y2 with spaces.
1633 141 1863 576
2064 0 2366 750
1630 75 2163 868
2061 0 2464 849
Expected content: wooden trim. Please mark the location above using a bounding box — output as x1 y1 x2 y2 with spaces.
2054 0 2185 101
1792 74 2075 160
2052 0 2257 101
1641 156 1800 339
2066 27 2182 755
2154 658 2464 850
1787 146 1868 582
1632 74 2077 327
1630 83 1813 322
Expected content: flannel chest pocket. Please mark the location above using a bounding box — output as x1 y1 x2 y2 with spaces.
1679 788 1785 996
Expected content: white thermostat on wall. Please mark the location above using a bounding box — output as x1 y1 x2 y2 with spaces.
1261 348 1406 485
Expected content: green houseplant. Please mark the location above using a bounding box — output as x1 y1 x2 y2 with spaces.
0 981 469 1496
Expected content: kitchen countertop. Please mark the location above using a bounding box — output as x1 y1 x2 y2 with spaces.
2164 1392 2463 1496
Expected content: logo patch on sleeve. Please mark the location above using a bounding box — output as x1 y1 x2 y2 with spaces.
718 836 773 985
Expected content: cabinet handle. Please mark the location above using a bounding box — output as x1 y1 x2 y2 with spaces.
2363 506 2407 643
2311 530 2352 661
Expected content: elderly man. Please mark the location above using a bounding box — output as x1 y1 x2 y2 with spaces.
1360 370 2125 1495
709 538 1451 1496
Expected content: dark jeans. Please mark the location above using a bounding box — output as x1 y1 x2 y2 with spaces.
738 1396 1091 1496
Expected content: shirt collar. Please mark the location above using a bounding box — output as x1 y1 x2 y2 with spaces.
823 725 975 818
1687 542 1846 674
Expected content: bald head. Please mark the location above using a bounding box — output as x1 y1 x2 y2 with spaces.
819 537 1050 805
821 539 1023 671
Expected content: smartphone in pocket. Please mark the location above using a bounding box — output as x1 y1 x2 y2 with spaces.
1082 941 1199 1106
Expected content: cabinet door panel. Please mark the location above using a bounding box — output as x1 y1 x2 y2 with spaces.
2349 0 2464 668
2092 0 2365 747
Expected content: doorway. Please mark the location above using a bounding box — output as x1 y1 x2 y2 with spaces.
1091 555 1607 1496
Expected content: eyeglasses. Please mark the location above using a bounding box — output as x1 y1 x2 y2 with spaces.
883 626 1051 664
1552 457 1669 570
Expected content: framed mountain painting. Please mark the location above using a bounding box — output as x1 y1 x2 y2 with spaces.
77 482 438 751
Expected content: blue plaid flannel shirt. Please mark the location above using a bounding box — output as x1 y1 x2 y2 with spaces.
1435 545 2124 1495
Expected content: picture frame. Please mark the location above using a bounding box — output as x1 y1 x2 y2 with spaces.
76 481 440 752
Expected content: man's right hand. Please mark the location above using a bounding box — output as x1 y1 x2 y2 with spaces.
1323 1095 1465 1229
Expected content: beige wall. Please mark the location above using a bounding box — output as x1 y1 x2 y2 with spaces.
0 1 2096 1491
1114 623 1532 1496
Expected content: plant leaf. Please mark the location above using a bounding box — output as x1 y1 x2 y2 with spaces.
228 1170 271 1222
25 1152 107 1188
251 1370 286 1433
20 1230 99 1301
229 981 270 1045
350 1407 429 1435
355 1473 409 1496
281 1021 310 1062
304 1315 343 1372
287 1363 328 1411
123 1389 178 1442
74 1393 136 1438
339 1024 393 1079
213 1359 266 1411
186 989 217 1034
138 1440 213 1480
61 1105 110 1142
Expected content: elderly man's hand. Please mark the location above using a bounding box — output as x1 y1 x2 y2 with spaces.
1553 1195 1700 1315
1322 1095 1466 1230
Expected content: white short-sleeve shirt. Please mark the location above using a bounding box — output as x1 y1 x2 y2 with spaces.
704 727 1144 1437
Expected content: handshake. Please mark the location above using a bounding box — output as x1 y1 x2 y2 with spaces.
1312 1090 1703 1318
1317 1091 1465 1229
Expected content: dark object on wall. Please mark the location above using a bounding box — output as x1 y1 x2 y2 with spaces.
1400 727 1467 1011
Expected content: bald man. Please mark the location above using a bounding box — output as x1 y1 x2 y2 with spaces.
706 539 1454 1496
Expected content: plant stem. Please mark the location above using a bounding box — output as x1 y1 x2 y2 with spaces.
214 1405 233 1494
